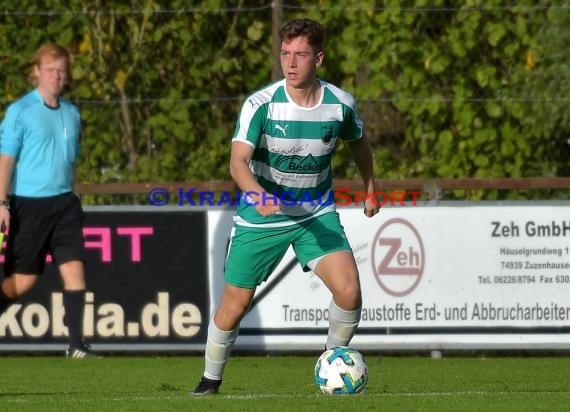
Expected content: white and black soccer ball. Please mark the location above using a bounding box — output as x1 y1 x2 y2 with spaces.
314 346 368 395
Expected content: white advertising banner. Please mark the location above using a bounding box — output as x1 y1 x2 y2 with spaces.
207 203 570 350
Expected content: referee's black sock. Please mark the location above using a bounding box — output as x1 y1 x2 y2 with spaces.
0 286 14 315
63 289 86 349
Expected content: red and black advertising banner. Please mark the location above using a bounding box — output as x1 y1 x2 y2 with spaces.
0 209 209 352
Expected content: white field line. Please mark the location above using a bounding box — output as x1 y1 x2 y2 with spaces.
3 390 570 403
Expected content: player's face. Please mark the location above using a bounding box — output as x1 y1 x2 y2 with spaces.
280 36 323 89
34 56 69 98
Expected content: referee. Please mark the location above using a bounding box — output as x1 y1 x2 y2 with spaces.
0 44 96 358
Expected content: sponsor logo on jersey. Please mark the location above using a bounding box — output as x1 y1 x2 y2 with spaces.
276 154 323 173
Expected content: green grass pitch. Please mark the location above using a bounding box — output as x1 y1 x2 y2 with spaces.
1 354 569 411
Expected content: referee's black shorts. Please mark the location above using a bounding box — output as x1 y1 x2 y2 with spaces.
4 192 85 276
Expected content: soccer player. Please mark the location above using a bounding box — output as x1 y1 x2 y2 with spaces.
192 18 379 395
0 44 96 358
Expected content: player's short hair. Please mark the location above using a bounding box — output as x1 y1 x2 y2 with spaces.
279 19 327 53
28 43 72 85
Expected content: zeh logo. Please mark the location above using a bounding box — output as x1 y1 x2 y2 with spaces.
371 218 425 297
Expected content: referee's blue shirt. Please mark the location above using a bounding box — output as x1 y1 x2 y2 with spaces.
0 89 81 197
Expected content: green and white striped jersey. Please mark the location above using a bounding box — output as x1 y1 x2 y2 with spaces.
232 79 363 227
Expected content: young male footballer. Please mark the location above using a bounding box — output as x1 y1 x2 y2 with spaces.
192 18 379 395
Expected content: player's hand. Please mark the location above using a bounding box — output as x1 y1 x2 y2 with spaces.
0 205 10 232
363 195 380 218
254 193 281 217
256 204 281 216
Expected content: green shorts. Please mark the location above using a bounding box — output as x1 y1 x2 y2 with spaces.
224 211 352 288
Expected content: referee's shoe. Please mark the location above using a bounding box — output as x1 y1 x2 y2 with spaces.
65 344 100 359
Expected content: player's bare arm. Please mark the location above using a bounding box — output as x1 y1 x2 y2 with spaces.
0 155 15 230
230 141 281 216
348 136 380 218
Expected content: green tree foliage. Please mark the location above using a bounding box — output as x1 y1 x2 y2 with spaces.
0 1 568 202
509 4 570 177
